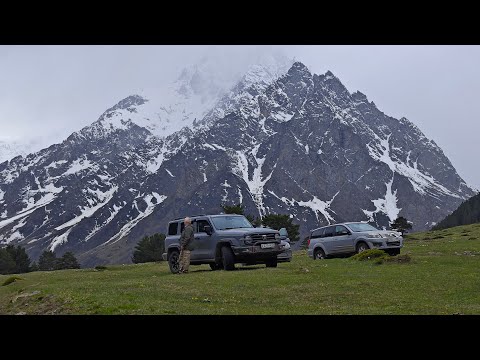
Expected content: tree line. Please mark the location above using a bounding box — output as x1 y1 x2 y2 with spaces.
432 192 480 230
0 245 80 275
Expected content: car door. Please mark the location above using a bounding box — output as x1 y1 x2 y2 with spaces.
192 218 214 260
322 226 338 254
334 225 354 254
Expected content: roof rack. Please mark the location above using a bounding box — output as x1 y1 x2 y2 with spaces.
172 214 207 221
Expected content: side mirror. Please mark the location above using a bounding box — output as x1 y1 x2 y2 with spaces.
204 225 212 235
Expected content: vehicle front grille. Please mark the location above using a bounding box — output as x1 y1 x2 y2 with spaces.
251 233 277 242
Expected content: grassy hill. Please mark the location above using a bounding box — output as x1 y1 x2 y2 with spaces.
1 223 480 315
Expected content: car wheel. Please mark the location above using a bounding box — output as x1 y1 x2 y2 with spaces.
168 249 180 274
265 259 278 268
314 248 326 260
221 246 235 271
209 263 222 271
356 242 369 254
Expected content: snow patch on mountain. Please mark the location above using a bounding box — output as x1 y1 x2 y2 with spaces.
64 158 97 176
367 134 462 199
268 190 337 223
84 203 123 242
55 186 118 231
49 228 73 251
233 144 276 216
362 175 401 222
105 193 167 245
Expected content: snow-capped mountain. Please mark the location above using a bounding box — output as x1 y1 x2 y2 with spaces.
0 140 33 164
0 60 474 266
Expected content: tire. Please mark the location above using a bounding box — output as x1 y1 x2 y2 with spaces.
168 249 180 274
265 259 278 268
314 248 326 260
221 246 235 271
356 242 369 254
209 263 222 271
387 249 400 256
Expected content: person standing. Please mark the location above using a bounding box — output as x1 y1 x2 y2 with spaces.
178 217 194 274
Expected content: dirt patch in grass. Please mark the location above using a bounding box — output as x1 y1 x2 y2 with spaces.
454 251 479 257
1 289 72 315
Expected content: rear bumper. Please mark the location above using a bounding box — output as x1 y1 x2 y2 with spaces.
277 250 292 262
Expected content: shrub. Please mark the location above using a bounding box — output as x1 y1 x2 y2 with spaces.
2 276 24 286
95 266 107 271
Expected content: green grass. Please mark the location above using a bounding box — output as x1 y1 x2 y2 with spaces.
1 223 480 314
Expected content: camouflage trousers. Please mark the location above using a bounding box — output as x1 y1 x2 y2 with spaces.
179 248 191 273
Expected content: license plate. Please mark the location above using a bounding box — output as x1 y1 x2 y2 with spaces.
261 243 275 249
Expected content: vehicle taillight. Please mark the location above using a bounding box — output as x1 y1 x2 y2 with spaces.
307 238 310 246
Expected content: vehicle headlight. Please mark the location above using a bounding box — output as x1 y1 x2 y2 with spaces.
368 234 382 239
390 232 399 238
244 235 253 244
275 233 280 240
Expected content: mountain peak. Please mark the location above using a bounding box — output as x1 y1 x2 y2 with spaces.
352 90 368 102
288 61 311 76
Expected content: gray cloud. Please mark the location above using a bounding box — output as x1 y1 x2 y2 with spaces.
0 45 479 189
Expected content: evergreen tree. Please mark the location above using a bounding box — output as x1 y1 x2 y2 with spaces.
0 248 16 275
245 214 262 227
59 252 80 269
30 261 39 272
221 203 245 215
390 216 413 236
5 245 31 273
132 233 166 264
261 214 300 242
433 192 480 230
38 250 57 271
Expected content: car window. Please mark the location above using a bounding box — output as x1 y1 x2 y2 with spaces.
324 226 335 237
211 215 253 230
346 223 379 232
311 228 324 239
168 222 178 236
196 220 211 233
279 228 288 237
335 225 349 236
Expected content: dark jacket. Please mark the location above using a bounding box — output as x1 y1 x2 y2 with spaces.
180 224 194 250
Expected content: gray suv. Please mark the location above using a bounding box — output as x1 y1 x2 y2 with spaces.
162 214 284 273
307 222 403 260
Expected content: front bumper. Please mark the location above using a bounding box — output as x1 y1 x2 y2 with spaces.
367 238 403 249
232 244 284 261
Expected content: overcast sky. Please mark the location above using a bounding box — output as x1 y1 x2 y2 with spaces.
0 45 479 189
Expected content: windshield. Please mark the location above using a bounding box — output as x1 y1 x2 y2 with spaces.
211 216 253 230
279 228 288 236
346 223 379 232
